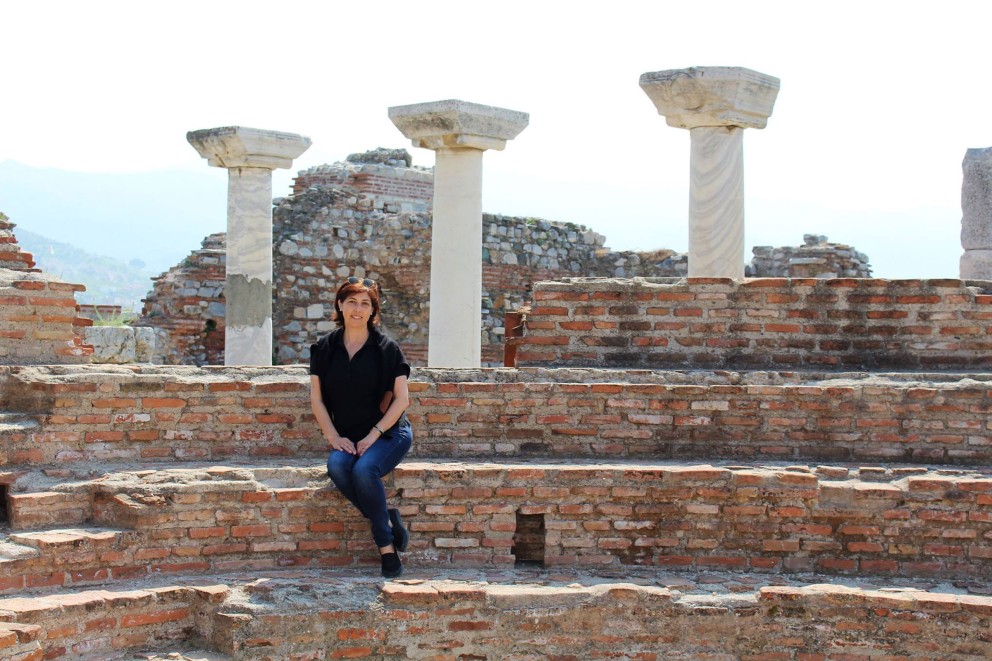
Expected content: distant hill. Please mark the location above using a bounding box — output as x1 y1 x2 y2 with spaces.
15 228 155 310
0 160 228 274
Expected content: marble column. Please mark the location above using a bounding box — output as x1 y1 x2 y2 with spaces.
389 100 528 367
960 147 992 279
640 67 780 278
187 126 311 365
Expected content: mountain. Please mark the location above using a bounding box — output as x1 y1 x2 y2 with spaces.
0 160 228 274
14 229 155 310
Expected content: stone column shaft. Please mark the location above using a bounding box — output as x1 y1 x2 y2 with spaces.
640 67 779 279
225 167 274 365
429 148 485 366
689 126 744 278
389 99 528 368
960 147 992 279
186 126 311 366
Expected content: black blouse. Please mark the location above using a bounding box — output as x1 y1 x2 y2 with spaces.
309 328 411 441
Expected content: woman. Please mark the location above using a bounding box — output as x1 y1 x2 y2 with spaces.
309 277 412 578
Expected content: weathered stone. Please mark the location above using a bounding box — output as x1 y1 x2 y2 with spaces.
187 126 311 366
960 249 992 279
390 100 529 368
640 67 779 279
85 327 171 364
960 148 992 279
639 67 781 130
962 148 992 250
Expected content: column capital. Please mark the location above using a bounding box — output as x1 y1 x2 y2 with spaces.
388 100 529 151
639 67 780 130
187 126 312 169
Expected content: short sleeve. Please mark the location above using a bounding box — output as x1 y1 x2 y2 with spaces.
392 342 411 379
309 339 327 376
387 340 410 378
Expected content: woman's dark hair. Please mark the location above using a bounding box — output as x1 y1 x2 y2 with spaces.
333 280 381 331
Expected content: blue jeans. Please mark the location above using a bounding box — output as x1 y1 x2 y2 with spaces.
326 421 412 548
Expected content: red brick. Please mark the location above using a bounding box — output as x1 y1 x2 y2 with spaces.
141 398 186 408
121 608 190 628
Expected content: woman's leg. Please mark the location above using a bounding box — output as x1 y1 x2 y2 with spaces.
326 449 367 517
351 424 413 548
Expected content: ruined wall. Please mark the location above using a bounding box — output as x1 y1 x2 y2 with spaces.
751 233 872 277
272 187 432 365
138 150 872 367
0 213 37 271
292 148 433 212
137 233 225 365
5 365 991 467
0 213 92 364
515 277 992 370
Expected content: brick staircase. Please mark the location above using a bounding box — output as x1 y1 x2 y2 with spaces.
2 278 992 659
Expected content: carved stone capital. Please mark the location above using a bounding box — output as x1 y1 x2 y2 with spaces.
640 67 780 130
187 126 312 170
388 100 529 152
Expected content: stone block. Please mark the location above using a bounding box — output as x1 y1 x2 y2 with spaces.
86 327 170 364
960 249 992 279
962 147 992 250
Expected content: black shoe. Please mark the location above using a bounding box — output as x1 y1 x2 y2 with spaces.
381 551 402 578
388 508 409 552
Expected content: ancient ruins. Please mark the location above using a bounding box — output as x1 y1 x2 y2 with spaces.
2 66 992 660
134 153 870 368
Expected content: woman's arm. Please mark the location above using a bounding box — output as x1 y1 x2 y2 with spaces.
355 375 411 456
310 375 354 454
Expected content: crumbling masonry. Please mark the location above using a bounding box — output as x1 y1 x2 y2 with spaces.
137 149 871 366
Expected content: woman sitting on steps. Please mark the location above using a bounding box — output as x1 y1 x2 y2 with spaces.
309 277 412 578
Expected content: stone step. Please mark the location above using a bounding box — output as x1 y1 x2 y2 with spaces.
4 364 992 468
7 490 91 529
0 536 41 564
0 580 228 661
0 527 137 593
0 414 38 433
119 652 231 661
8 527 129 551
0 568 989 660
0 621 42 661
3 459 992 593
0 412 40 469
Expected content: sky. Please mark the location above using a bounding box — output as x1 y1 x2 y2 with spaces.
2 1 990 279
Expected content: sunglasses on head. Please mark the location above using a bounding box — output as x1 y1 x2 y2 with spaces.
347 277 376 288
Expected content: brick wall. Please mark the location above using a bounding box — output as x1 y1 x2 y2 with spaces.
7 458 992 583
0 213 37 271
291 148 433 211
0 271 92 365
2 576 987 659
139 148 875 368
515 277 992 370
751 234 872 278
0 584 224 659
3 366 991 466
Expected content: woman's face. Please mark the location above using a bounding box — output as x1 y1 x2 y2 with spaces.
340 291 374 329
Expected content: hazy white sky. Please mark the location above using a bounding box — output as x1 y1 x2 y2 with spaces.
3 1 990 277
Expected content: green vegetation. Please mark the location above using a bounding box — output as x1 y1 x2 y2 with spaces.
92 309 138 327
